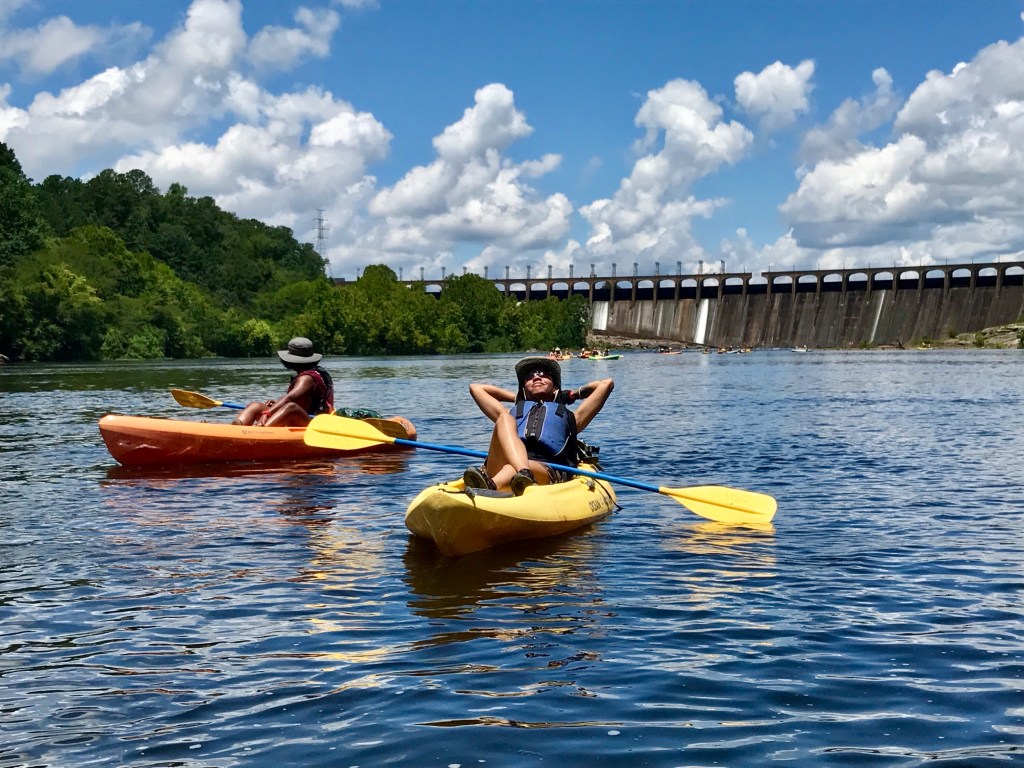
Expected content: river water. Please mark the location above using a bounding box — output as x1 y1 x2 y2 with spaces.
1 350 1022 767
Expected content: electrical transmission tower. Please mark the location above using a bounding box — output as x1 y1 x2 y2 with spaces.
314 209 331 276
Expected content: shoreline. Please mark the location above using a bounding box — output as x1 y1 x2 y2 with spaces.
588 322 1023 351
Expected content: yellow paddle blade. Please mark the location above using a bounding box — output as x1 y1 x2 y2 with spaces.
304 414 396 451
661 485 777 525
171 388 222 408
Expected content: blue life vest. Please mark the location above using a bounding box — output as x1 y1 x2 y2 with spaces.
515 400 578 464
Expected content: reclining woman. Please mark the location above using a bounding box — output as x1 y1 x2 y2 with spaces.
464 357 614 496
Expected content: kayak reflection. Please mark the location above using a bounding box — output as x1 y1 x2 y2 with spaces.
102 450 411 483
402 529 607 626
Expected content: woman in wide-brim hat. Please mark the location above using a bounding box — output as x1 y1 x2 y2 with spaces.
463 356 614 496
233 337 335 427
514 356 562 395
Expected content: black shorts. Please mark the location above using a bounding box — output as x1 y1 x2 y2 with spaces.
526 450 576 484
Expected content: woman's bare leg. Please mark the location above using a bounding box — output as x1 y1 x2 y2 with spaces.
484 412 551 489
232 402 265 425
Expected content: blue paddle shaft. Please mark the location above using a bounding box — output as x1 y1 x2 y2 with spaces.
389 436 660 494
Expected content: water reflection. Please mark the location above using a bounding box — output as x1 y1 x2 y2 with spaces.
402 532 603 618
296 502 392 589
619 520 779 653
399 530 612 658
100 452 412 591
667 519 776 556
102 450 411 484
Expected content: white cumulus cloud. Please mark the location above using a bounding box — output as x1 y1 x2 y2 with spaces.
0 0 252 174
735 59 815 132
799 68 901 166
248 6 340 71
118 81 391 231
0 11 149 76
781 36 1024 264
347 83 571 274
579 78 752 269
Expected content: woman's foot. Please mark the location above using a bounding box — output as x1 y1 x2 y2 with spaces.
510 468 536 496
463 466 496 490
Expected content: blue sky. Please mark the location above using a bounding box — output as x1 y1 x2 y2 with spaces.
2 0 1023 281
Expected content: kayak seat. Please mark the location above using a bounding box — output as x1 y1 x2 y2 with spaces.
465 487 515 500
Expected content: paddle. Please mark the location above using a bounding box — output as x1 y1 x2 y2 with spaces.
171 388 246 410
304 414 777 525
170 388 412 439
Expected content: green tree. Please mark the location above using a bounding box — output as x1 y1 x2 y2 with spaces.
426 298 469 353
85 169 160 252
518 295 589 350
20 264 105 360
237 318 275 357
36 175 91 236
299 280 350 354
0 142 48 267
0 267 29 360
437 273 506 352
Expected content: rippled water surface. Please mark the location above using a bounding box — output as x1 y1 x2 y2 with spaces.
2 351 1022 767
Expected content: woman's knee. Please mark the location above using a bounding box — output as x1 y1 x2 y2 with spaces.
494 410 516 430
233 403 264 425
267 403 310 427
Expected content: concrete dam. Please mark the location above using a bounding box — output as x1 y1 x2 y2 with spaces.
395 260 1024 348
593 262 1024 348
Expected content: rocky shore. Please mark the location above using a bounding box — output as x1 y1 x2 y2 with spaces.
588 322 1024 351
920 323 1023 349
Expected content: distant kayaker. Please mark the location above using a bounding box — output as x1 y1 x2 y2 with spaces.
464 357 614 495
233 337 334 427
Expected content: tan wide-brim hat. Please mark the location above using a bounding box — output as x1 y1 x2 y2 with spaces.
277 337 322 364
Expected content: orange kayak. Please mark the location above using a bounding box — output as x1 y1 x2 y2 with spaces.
99 414 417 466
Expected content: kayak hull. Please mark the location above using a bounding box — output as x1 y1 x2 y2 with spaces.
99 414 416 466
405 463 617 556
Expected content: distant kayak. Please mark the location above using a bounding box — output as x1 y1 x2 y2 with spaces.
587 354 622 360
405 462 617 556
99 414 416 466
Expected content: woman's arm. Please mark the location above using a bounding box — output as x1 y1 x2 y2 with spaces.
257 377 315 424
571 378 614 431
469 383 518 422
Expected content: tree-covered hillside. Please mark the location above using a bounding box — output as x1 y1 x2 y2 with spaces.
0 142 587 362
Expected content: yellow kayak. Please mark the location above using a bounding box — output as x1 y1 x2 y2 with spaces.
405 463 617 557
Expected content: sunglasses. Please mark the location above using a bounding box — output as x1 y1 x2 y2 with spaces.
526 370 552 380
